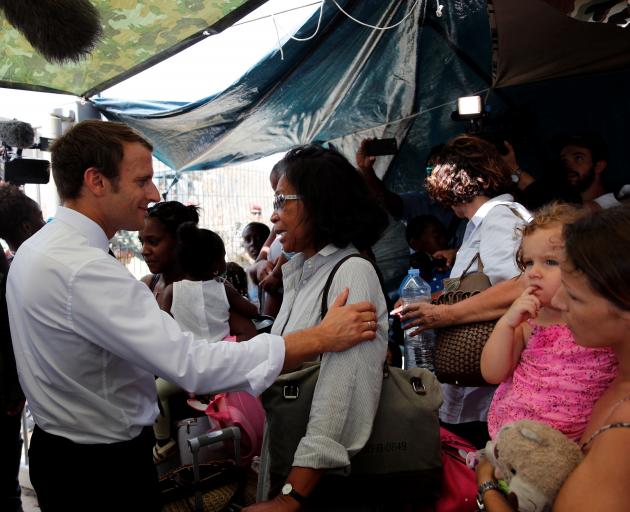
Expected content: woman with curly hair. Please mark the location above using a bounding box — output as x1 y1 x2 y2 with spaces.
248 144 389 511
401 134 531 448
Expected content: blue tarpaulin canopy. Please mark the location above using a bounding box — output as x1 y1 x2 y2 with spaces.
93 0 630 191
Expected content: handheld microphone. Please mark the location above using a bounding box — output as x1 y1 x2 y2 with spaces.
0 119 35 148
0 0 102 63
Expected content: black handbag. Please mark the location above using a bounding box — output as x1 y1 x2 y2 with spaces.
261 254 443 504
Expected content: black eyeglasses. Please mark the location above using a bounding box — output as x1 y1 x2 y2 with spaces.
273 194 302 211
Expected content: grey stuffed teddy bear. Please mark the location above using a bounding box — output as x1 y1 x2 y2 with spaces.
483 420 583 512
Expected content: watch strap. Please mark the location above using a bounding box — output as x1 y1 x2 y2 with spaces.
476 480 501 510
282 483 308 505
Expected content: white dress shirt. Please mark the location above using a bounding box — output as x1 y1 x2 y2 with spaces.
7 207 285 444
440 194 531 424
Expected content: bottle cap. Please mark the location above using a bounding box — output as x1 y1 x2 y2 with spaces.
408 268 420 276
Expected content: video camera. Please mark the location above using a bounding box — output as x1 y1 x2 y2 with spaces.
0 118 52 185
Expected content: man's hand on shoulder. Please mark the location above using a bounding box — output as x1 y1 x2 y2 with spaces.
281 288 377 371
317 288 377 351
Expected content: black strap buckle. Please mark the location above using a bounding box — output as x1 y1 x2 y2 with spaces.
410 377 427 395
283 383 300 400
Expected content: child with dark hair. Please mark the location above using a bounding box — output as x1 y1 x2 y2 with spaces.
225 262 249 298
152 223 258 463
242 222 270 261
406 214 451 294
241 222 272 307
172 222 258 342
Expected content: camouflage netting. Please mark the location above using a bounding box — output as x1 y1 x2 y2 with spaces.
0 0 259 96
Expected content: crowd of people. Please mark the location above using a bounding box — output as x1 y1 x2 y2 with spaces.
0 118 629 512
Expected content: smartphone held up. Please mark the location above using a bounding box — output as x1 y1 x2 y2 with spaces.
363 137 398 156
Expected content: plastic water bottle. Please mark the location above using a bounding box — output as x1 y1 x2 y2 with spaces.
400 268 435 372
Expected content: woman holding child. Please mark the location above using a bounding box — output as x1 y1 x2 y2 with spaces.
481 203 617 441
476 205 630 511
139 201 258 463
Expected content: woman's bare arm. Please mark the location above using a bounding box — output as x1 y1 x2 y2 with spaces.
401 276 525 334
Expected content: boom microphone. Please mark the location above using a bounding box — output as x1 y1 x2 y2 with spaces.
0 119 35 148
0 0 102 63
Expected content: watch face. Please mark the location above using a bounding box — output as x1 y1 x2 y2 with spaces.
281 483 293 495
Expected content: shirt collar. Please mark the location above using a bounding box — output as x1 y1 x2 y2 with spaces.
318 243 340 257
282 243 346 279
54 206 111 253
469 194 514 228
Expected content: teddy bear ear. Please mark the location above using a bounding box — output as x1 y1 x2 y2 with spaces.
519 427 542 444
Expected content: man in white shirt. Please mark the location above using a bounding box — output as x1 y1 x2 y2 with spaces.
6 120 378 511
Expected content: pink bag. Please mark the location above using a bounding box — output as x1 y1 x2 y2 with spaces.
188 391 265 467
434 427 478 512
418 427 478 511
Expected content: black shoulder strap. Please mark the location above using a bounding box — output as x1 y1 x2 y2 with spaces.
320 254 386 319
149 273 160 292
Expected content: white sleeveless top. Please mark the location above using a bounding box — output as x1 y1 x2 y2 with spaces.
171 279 230 342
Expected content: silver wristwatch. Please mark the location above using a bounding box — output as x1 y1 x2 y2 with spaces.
281 482 307 505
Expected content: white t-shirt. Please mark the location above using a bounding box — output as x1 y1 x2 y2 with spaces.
172 279 230 341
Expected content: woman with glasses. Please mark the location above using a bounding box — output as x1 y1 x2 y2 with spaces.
248 144 389 511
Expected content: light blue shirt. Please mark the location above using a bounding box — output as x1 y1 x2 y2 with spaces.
450 195 531 286
440 195 531 424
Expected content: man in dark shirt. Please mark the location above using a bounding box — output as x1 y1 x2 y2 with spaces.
0 184 45 512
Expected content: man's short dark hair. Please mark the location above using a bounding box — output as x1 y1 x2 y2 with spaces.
554 133 608 163
50 120 153 201
405 215 446 245
243 222 270 240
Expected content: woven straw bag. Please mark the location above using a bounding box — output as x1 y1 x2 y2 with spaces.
160 462 257 512
434 255 495 387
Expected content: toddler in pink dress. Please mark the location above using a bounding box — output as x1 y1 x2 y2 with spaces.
481 203 617 441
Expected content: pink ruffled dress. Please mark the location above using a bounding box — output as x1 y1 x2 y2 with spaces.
487 323 617 441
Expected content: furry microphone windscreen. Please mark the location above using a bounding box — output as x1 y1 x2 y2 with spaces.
0 120 35 148
0 0 102 63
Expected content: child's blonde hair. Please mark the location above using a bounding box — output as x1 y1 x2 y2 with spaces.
516 202 587 271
